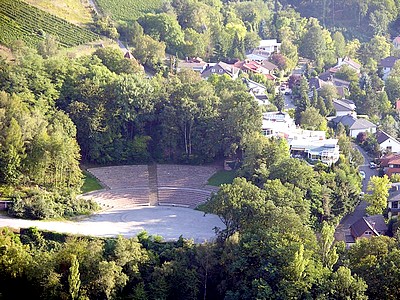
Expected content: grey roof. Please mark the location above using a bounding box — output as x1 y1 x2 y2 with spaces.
201 62 239 79
309 77 329 90
261 60 278 70
376 130 391 144
333 99 355 112
319 71 332 81
331 115 376 130
351 215 387 237
332 77 350 88
380 56 400 68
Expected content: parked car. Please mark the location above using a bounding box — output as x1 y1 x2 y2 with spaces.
369 162 377 169
359 170 366 180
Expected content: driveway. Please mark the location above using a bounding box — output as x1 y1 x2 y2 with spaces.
334 144 378 241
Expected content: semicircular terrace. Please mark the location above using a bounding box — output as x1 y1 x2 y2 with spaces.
83 164 221 209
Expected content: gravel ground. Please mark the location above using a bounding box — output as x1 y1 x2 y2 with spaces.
0 206 225 242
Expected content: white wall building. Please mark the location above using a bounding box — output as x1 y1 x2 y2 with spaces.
376 130 400 154
252 39 281 58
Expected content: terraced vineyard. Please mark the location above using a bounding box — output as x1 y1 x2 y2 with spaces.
0 0 99 48
96 0 163 21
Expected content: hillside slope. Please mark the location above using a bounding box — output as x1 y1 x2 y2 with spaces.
24 0 93 25
95 0 163 21
0 0 99 48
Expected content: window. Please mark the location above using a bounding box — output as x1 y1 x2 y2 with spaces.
365 231 372 235
218 69 223 73
211 68 215 73
387 146 392 152
392 201 399 209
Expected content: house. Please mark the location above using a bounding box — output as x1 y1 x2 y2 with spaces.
350 215 387 242
376 130 400 154
329 56 361 74
333 99 356 117
380 153 400 177
309 77 331 90
234 60 277 78
330 115 377 138
289 138 340 165
177 57 207 73
244 79 270 105
261 111 295 137
388 183 400 218
310 75 350 98
251 39 281 58
201 62 239 80
379 56 400 80
261 112 340 164
260 60 278 75
393 36 400 49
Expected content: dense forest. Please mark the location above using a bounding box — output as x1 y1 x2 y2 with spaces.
1 0 400 299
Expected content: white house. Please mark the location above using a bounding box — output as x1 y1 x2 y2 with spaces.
376 130 400 154
252 39 281 58
261 112 339 164
261 111 295 137
331 115 377 138
289 138 340 165
379 56 400 80
244 79 270 106
333 99 356 117
201 62 239 80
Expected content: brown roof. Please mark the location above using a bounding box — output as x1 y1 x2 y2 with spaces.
351 216 387 238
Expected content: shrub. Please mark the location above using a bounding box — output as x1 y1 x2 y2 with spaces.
8 187 99 220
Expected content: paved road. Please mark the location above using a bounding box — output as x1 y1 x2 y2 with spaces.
0 206 224 242
335 144 378 241
284 94 295 109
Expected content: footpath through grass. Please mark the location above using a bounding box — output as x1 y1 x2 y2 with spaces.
207 170 236 187
81 171 103 194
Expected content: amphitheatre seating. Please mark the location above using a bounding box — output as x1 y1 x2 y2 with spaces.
157 187 212 209
87 165 149 189
81 188 150 208
157 165 219 188
83 164 221 209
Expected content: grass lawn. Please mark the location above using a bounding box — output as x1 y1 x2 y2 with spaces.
81 171 103 194
207 170 236 187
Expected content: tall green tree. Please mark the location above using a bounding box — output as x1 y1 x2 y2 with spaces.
68 255 81 300
364 175 390 215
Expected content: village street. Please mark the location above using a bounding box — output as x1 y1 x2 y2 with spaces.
334 144 379 241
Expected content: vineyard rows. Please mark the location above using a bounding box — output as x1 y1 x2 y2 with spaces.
95 0 163 21
0 0 99 48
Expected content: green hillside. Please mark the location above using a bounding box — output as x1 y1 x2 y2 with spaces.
0 0 99 48
95 0 163 21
